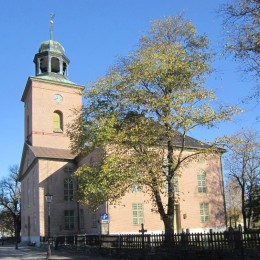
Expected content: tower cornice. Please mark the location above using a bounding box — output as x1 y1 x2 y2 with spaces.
21 76 85 102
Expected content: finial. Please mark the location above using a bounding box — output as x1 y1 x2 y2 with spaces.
50 13 55 40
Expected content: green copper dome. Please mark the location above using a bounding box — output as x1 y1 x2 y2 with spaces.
34 38 69 79
39 40 65 54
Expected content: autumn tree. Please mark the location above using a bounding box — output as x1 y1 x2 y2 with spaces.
246 184 260 224
225 177 242 228
222 130 260 230
220 0 260 98
0 210 14 237
0 165 21 243
68 15 239 235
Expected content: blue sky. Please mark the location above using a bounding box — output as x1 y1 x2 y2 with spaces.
0 0 259 178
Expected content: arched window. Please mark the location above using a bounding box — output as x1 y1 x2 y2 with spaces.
63 62 67 75
39 57 48 73
51 57 60 73
53 111 63 132
64 177 74 201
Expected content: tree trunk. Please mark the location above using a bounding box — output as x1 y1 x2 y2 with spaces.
164 215 174 236
241 185 247 231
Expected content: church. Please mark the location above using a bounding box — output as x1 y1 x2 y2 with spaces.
19 32 227 246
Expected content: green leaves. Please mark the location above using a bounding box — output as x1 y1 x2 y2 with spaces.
68 15 240 234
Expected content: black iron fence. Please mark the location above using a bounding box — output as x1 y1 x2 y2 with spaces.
51 230 260 251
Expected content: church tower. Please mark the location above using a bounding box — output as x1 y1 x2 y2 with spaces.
21 32 83 149
19 19 84 245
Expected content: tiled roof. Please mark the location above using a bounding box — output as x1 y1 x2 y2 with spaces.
155 131 214 150
171 134 211 149
30 146 76 160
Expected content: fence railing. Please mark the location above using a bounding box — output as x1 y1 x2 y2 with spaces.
52 230 260 251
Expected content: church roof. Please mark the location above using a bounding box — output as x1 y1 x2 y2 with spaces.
30 146 76 160
170 133 211 150
19 143 76 181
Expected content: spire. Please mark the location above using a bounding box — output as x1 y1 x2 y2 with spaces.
50 13 55 40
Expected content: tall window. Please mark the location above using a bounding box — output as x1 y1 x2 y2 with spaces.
64 178 74 201
26 115 29 139
33 181 36 205
53 111 63 132
173 175 179 192
163 157 179 192
51 57 60 73
79 209 84 229
132 203 144 225
131 173 142 193
200 203 209 223
27 177 30 208
91 211 98 228
33 212 36 231
197 170 207 193
64 210 74 230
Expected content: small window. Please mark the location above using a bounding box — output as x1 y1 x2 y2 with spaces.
132 203 144 225
53 111 63 132
64 167 74 174
197 170 207 193
200 203 209 223
131 174 142 193
64 178 74 201
64 210 74 230
131 182 142 193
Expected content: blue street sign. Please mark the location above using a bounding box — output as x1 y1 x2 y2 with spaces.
101 213 109 222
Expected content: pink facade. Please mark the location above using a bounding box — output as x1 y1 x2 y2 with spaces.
19 38 226 246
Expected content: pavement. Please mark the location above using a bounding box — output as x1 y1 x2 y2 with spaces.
0 243 114 260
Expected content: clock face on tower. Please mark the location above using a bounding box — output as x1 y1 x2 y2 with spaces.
53 94 63 103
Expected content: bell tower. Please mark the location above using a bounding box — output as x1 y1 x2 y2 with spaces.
21 18 84 149
19 17 85 246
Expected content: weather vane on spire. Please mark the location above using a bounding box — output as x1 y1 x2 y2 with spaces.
50 13 55 40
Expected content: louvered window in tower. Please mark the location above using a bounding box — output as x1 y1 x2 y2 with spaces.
53 111 63 132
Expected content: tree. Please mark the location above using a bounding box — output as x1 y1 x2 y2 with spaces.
0 165 21 243
222 130 260 230
0 210 14 237
68 15 239 235
225 177 242 228
247 184 260 224
220 0 260 98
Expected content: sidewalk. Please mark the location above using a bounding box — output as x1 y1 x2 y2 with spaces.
0 243 113 259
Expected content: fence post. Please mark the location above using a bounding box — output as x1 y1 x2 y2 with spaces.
235 226 244 259
181 230 189 249
139 223 147 258
209 229 213 249
139 223 147 249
